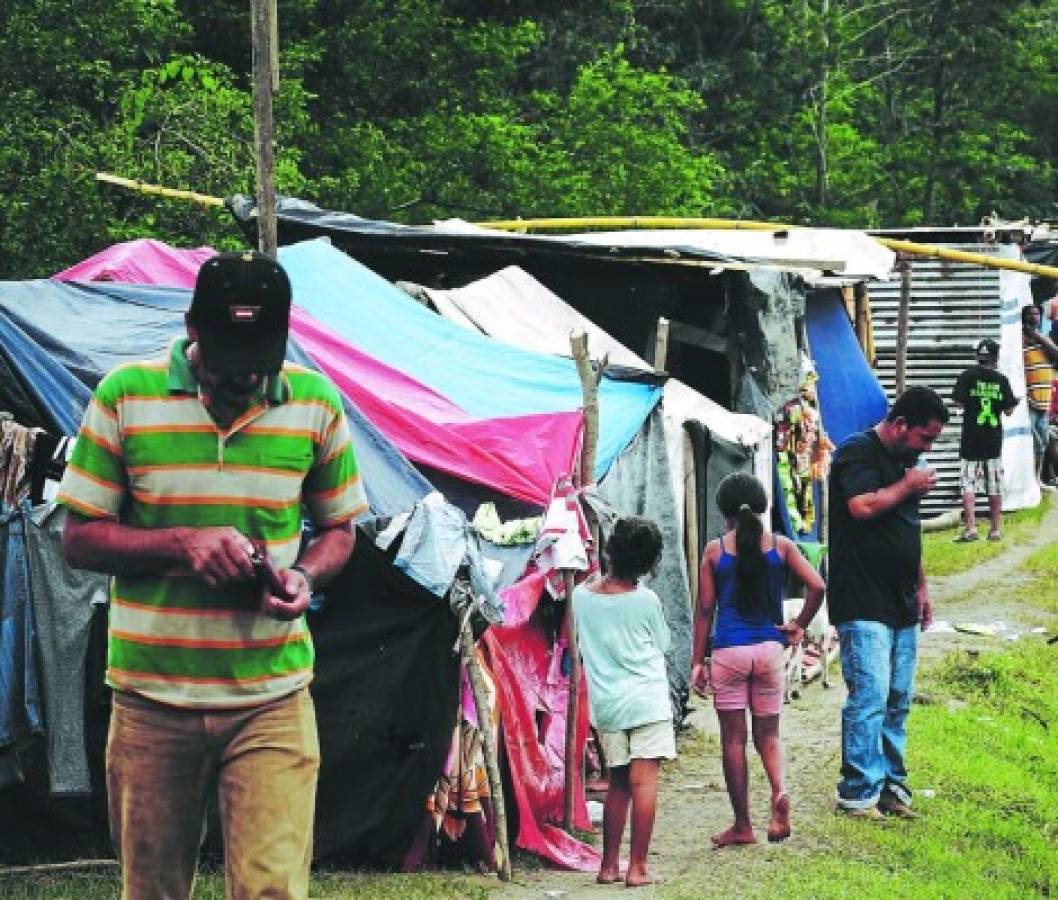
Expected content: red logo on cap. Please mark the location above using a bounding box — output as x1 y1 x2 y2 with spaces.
230 305 261 323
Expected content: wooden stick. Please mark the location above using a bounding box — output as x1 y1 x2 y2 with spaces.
562 569 580 831
0 859 119 876
458 624 512 882
895 255 911 395
562 333 608 832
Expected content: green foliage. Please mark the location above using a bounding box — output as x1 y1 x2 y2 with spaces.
4 0 1058 275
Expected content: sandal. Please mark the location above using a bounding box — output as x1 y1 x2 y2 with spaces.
987 531 1002 542
953 531 979 543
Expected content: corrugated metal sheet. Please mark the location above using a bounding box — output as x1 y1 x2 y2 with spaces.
869 246 1005 516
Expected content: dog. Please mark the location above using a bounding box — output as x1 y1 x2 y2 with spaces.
781 596 837 702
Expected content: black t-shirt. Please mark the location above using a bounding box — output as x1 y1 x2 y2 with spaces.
951 365 1016 461
827 430 921 628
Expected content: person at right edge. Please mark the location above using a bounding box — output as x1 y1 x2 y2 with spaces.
828 386 948 820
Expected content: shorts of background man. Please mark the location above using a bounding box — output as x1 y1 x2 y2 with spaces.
711 641 785 717
107 687 319 900
835 621 917 810
1029 407 1050 458
959 458 1003 497
600 719 676 768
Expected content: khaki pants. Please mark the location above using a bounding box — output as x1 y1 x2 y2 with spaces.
107 688 320 900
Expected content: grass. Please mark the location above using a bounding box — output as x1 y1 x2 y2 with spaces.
659 639 1058 900
0 866 496 899
922 494 1049 576
1019 539 1058 613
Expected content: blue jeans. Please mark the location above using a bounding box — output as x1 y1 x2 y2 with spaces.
836 620 918 808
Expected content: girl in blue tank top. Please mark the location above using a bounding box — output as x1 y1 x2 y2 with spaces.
690 472 825 847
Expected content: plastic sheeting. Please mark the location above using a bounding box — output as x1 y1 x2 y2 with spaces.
806 288 889 448
277 239 663 481
54 238 215 287
289 305 583 505
597 408 692 722
482 578 598 872
0 279 431 518
998 264 1041 510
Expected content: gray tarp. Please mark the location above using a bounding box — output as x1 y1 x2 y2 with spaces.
598 407 691 723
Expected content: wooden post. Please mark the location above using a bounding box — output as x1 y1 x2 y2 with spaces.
683 430 699 609
652 316 670 372
458 623 512 882
250 0 278 258
563 333 607 831
561 569 580 832
895 256 911 395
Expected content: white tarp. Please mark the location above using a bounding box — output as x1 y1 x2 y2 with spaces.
414 266 773 519
432 220 896 282
998 252 1041 510
567 228 896 281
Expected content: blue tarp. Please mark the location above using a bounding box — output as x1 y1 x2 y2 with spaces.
0 279 431 518
278 239 663 480
806 289 888 448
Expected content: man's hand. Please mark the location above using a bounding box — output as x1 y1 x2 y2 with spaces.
260 567 312 620
690 661 712 698
179 527 257 587
917 586 933 632
903 467 937 497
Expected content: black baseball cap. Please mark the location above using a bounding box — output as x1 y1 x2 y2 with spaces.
188 251 291 375
976 338 1000 358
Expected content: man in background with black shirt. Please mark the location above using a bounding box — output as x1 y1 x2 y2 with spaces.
951 339 1017 542
828 386 949 820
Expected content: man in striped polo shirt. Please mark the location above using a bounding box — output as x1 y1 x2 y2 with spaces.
58 251 367 899
1022 303 1058 487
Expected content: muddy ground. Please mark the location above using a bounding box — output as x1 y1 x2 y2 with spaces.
490 503 1058 899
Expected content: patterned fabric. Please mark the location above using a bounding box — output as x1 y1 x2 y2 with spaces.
959 458 1003 496
0 419 41 509
56 338 367 708
1023 337 1054 412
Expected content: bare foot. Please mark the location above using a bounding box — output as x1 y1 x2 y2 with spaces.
711 825 757 848
625 865 658 887
597 865 622 884
767 793 791 842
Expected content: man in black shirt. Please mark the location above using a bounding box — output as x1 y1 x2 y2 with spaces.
828 386 949 820
951 339 1017 542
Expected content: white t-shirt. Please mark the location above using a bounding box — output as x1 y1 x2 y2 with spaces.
572 583 672 733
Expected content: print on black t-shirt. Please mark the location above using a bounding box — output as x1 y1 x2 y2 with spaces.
951 364 1016 461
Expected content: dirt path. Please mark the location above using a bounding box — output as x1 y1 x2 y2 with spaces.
493 502 1058 899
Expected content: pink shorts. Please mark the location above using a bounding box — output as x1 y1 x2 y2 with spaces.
711 641 784 717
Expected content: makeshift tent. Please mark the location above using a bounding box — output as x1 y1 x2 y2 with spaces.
0 238 673 873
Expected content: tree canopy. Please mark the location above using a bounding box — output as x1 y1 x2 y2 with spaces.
3 0 1057 277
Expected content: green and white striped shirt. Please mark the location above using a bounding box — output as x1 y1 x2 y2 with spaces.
57 338 368 708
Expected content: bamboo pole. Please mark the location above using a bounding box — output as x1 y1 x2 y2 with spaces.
458 623 512 882
471 216 1058 280
89 177 1058 281
95 173 224 207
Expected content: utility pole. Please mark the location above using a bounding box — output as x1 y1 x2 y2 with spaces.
251 0 278 258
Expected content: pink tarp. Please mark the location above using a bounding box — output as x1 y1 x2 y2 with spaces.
484 572 598 871
289 307 583 506
54 238 214 287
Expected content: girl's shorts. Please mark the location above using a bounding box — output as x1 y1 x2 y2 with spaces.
600 719 676 768
711 641 784 717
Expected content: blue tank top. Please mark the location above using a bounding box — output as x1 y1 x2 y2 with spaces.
712 539 786 649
